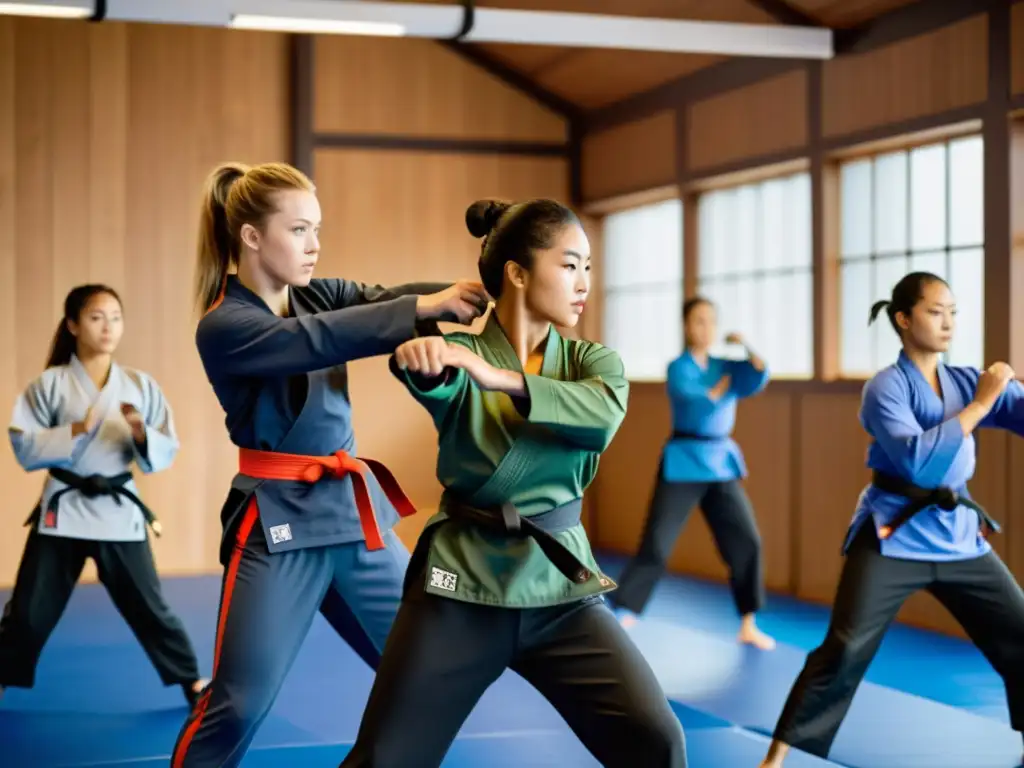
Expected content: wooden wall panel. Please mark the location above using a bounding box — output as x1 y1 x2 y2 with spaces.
793 394 868 603
822 15 988 138
0 19 290 587
312 149 569 547
314 36 566 142
1013 2 1024 96
687 70 809 172
580 110 676 202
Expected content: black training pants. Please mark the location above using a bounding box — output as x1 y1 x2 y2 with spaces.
610 475 765 616
0 527 200 689
773 522 1024 758
340 584 687 768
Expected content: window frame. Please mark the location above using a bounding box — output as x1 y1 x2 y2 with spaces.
595 194 685 383
693 168 816 381
834 131 985 378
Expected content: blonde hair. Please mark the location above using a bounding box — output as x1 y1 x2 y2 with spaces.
194 161 316 313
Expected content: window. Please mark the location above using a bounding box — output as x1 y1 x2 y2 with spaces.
838 134 984 376
601 198 683 381
696 172 813 378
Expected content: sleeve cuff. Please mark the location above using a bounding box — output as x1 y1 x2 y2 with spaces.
520 373 558 422
389 356 464 400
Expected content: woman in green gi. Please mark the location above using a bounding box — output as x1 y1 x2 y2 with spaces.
340 199 687 767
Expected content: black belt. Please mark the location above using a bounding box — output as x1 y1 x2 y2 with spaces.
871 470 999 539
443 496 591 584
671 431 722 441
25 468 162 537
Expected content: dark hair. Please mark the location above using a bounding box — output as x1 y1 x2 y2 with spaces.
195 161 315 313
868 271 949 336
465 198 580 298
683 296 713 322
46 284 123 369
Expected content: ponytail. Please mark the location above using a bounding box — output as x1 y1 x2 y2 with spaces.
867 299 891 327
867 272 948 335
193 161 317 315
195 162 248 314
45 284 122 369
45 321 77 370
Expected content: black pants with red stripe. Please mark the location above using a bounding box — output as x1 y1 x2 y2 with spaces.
170 502 410 768
0 527 200 691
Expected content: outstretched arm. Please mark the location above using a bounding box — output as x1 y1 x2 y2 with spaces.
197 296 422 380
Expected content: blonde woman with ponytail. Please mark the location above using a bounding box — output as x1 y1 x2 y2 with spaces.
171 161 490 767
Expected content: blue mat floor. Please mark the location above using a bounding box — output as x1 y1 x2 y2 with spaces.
0 551 1019 767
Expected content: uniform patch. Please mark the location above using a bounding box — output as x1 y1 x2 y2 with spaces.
429 566 459 592
269 523 292 544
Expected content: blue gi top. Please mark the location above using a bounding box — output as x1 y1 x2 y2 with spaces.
846 350 1024 561
195 275 448 561
660 350 770 484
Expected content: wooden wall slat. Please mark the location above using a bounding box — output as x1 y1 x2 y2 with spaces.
580 110 676 202
313 37 567 143
0 18 17 585
822 15 988 138
0 20 292 586
1012 2 1024 95
687 70 808 172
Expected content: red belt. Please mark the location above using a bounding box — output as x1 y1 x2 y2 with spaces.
238 447 416 550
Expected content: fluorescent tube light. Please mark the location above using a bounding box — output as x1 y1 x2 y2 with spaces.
0 2 91 17
230 14 405 36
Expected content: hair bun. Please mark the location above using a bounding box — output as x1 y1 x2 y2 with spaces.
466 199 511 238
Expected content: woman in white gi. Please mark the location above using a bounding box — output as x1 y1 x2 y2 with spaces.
0 284 207 707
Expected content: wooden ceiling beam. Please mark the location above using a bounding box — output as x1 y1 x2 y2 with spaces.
585 0 1003 133
440 41 582 121
743 0 822 27
834 0 1006 53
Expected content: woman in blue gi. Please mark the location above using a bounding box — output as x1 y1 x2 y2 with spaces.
760 271 1024 766
608 296 776 650
170 161 490 767
339 198 686 767
1 284 206 707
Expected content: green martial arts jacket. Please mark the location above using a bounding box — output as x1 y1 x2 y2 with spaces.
391 312 626 608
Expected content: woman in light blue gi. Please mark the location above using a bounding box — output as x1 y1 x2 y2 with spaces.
609 296 775 650
761 272 1024 766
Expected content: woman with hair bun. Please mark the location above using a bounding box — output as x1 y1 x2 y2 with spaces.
761 272 1024 766
341 198 687 767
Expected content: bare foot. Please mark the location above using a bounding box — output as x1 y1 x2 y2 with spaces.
760 740 789 767
738 615 776 650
